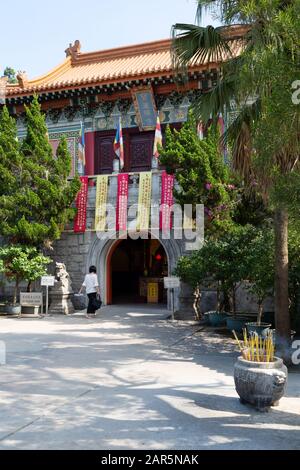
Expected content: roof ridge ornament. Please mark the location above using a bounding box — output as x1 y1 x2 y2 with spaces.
65 40 81 60
16 71 29 89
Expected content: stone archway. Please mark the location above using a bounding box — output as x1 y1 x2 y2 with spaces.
86 233 182 308
108 238 169 304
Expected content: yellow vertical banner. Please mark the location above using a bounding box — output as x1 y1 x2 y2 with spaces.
95 175 108 232
137 172 152 232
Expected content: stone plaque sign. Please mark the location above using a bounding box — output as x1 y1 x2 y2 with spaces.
41 276 55 287
164 277 180 289
20 293 43 306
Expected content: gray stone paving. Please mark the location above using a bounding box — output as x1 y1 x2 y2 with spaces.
0 305 299 450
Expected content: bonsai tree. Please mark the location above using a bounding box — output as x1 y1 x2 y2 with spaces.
0 246 51 305
246 230 275 326
176 225 258 315
201 226 257 314
175 250 208 319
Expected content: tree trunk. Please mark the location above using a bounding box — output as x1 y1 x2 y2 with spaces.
193 286 202 321
274 208 291 363
257 302 263 326
231 285 237 316
13 279 19 305
216 281 221 311
221 289 231 313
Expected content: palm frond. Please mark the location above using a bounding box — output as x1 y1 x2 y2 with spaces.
231 121 253 181
197 1 250 25
194 75 236 122
226 99 261 143
196 1 218 24
171 24 232 72
190 55 245 122
225 99 261 181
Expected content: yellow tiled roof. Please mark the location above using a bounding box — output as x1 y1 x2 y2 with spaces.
6 27 246 97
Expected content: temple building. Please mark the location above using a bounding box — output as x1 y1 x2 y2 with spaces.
2 29 243 312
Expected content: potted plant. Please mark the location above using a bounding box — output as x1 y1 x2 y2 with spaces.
175 245 229 324
209 227 256 332
233 330 288 412
176 228 252 326
175 250 209 321
0 300 8 314
195 236 239 327
0 245 51 315
245 230 274 337
206 280 228 326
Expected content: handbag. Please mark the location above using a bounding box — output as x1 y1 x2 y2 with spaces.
92 295 102 310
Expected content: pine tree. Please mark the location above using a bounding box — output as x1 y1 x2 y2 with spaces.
0 106 22 230
0 96 81 248
159 113 236 234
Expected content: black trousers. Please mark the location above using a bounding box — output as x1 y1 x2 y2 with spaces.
87 292 97 314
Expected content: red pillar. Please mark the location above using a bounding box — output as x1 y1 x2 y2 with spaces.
85 132 95 177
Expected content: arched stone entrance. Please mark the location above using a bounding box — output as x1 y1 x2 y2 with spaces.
86 233 182 308
108 238 168 304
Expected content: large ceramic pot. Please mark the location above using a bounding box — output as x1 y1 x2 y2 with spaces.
226 316 252 334
0 304 7 314
234 356 288 411
201 312 210 325
5 304 21 316
208 311 228 327
246 322 272 338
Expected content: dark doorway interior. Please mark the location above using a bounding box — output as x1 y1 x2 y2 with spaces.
111 238 168 304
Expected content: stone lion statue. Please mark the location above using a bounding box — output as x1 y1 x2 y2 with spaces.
49 262 74 315
55 262 72 292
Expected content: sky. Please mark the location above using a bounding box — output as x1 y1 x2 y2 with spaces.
0 0 217 79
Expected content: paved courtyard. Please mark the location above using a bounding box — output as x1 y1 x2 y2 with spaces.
0 305 299 450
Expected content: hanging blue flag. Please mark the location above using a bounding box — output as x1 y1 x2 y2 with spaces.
78 121 85 175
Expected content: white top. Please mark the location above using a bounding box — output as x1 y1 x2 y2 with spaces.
83 273 99 295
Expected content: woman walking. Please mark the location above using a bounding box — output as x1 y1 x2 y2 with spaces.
79 266 101 318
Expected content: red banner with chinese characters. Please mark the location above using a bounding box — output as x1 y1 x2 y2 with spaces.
160 171 175 231
74 176 89 233
116 174 129 232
